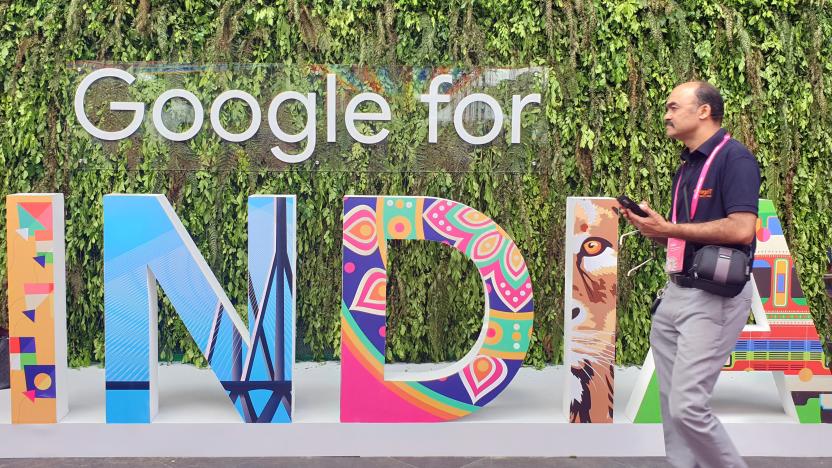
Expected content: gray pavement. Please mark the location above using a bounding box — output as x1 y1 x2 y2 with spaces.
0 458 830 467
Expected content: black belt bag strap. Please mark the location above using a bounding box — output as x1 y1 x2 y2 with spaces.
687 245 751 298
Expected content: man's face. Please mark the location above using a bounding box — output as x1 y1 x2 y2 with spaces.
663 84 706 140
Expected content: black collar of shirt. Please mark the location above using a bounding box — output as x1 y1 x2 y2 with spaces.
680 128 727 162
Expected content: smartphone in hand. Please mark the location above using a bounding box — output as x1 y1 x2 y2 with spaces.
616 195 649 218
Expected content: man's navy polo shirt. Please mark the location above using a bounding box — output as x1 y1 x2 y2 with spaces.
669 128 761 272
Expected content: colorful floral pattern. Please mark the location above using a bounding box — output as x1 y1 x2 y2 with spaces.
341 196 534 422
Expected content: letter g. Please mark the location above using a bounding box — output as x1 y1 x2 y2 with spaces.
74 68 144 140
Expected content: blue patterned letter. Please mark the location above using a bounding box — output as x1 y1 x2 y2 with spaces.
104 195 295 423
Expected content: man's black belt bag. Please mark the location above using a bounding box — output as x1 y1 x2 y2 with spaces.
682 245 751 298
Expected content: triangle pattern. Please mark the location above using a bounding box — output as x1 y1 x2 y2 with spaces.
16 228 29 240
33 256 46 268
249 389 271 418
18 202 51 226
23 309 36 322
17 205 46 231
24 294 49 311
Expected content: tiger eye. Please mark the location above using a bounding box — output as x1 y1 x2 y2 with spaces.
583 240 602 255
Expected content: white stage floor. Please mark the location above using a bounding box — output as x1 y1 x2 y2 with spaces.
0 363 827 457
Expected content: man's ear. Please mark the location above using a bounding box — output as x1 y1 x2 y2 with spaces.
698 103 712 120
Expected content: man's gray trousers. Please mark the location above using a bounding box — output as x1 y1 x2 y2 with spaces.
651 280 753 468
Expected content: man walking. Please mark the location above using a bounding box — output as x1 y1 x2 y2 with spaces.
622 81 760 468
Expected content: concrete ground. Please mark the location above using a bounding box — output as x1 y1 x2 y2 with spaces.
0 458 830 467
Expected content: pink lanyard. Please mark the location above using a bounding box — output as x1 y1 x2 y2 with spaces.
671 133 731 224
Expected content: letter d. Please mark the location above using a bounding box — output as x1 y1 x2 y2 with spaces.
340 196 534 422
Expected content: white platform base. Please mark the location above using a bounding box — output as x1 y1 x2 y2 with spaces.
1 363 828 458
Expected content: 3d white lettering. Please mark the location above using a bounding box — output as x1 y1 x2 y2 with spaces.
453 93 503 145
151 89 204 142
344 93 391 144
210 90 262 143
74 68 144 141
420 74 453 143
267 91 317 163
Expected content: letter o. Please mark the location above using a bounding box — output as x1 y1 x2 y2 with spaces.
210 90 261 143
453 93 504 145
152 89 204 142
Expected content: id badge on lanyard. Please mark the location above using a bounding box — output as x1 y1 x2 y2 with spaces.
665 237 686 274
665 134 731 274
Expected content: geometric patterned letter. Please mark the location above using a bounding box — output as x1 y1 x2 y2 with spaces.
104 194 295 423
563 197 619 423
340 196 534 422
6 194 68 424
626 199 832 423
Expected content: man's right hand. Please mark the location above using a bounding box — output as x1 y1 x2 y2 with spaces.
621 204 669 247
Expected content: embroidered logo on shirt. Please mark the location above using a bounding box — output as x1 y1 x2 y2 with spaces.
699 188 713 198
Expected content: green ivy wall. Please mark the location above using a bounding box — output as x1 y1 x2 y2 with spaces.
1 0 830 367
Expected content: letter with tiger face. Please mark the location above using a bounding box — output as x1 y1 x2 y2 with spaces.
564 198 619 423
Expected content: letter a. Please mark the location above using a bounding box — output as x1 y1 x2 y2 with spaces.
626 199 832 423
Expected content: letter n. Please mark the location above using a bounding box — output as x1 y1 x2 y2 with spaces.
104 195 296 423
